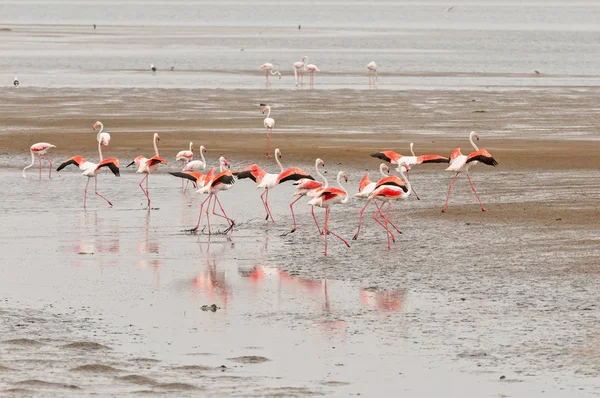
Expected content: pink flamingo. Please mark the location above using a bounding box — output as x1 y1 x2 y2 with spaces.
293 56 307 88
56 136 120 208
442 131 498 213
308 171 350 256
286 157 327 234
261 104 275 157
304 60 320 89
367 61 377 88
22 142 56 179
368 163 412 249
191 162 236 234
260 63 282 87
126 133 168 209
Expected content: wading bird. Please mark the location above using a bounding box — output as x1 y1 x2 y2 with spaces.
304 61 320 89
176 142 194 169
367 61 377 88
286 157 327 234
260 63 282 87
261 104 275 157
22 142 56 179
56 136 120 208
13 77 19 87
127 133 167 209
308 171 350 256
293 56 308 88
442 131 498 213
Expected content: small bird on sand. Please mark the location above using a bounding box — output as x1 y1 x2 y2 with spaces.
13 77 19 87
150 64 157 73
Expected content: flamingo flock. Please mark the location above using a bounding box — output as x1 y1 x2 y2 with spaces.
24 123 498 256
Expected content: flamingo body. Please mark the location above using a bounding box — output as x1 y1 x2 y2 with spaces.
23 142 56 179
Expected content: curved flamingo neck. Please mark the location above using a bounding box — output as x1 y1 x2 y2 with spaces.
189 142 193 151
98 138 104 161
219 158 227 172
315 159 328 188
22 150 36 176
153 134 159 156
265 106 271 119
274 149 284 172
96 122 104 141
469 132 479 151
336 172 349 203
199 146 206 169
410 143 416 157
397 165 411 196
379 163 388 176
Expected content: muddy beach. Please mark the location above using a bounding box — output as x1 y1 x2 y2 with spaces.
0 85 599 396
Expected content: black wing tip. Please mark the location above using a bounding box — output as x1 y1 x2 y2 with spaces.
235 170 257 182
278 174 314 184
370 153 391 163
423 157 450 164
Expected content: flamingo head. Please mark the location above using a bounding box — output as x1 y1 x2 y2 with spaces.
275 148 282 159
200 145 207 153
92 121 101 130
384 164 390 173
342 172 348 183
219 156 231 169
317 158 325 167
261 105 269 114
154 133 160 141
471 131 480 141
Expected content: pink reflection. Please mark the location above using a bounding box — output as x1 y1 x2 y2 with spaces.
360 289 405 312
192 239 232 307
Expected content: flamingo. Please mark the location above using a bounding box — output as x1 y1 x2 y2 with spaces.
293 56 308 88
190 158 235 234
170 155 227 191
183 145 207 172
442 131 498 213
307 171 350 256
234 148 286 223
367 61 377 88
371 147 449 200
93 121 111 158
261 104 275 157
352 163 407 241
175 141 194 192
56 136 120 208
22 142 56 179
126 133 168 209
286 157 327 234
260 63 282 86
368 160 413 249
304 61 320 89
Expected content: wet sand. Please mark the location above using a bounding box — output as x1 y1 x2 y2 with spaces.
1 87 600 396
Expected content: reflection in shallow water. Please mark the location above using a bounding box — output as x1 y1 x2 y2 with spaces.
360 289 405 313
192 238 232 307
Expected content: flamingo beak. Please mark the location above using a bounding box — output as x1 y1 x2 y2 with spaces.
475 134 480 140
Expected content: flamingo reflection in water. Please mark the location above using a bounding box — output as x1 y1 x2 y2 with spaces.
360 289 405 312
192 239 232 307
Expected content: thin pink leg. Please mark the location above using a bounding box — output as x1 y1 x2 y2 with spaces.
44 155 53 179
374 203 395 245
288 195 303 233
38 154 42 180
406 171 420 200
212 194 234 227
94 176 113 207
353 198 372 240
442 172 460 213
374 201 402 234
467 173 486 211
205 194 212 234
146 174 150 208
83 178 90 208
191 194 212 231
323 209 329 256
139 175 150 207
266 128 272 157
260 190 270 220
265 190 275 224
213 195 235 233
311 205 322 235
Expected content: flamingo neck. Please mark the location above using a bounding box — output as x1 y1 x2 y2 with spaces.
199 147 206 169
22 150 36 176
96 122 104 141
410 143 416 157
265 106 271 118
153 134 159 156
98 138 104 161
379 163 388 177
274 150 284 172
189 142 193 151
397 166 411 196
219 159 226 172
316 159 328 188
336 172 349 203
469 132 479 151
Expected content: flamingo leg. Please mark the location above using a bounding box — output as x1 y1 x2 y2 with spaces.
311 205 323 235
265 189 275 224
139 174 150 207
467 172 486 211
94 176 113 207
83 178 90 208
205 194 212 234
406 171 420 200
265 127 272 157
352 198 372 240
146 174 150 208
323 208 329 256
38 154 42 180
288 195 303 233
265 70 270 87
374 202 395 245
213 195 235 232
191 194 212 231
260 190 271 221
324 208 350 250
442 172 460 213
43 154 53 179
374 201 402 234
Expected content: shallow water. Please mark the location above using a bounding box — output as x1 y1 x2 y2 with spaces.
1 164 600 396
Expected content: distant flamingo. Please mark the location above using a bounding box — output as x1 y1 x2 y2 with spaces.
22 142 56 179
175 141 194 192
260 63 282 87
93 121 111 158
170 155 227 191
368 161 413 249
293 56 308 88
261 104 275 157
308 171 350 256
367 61 377 88
286 157 327 234
126 133 167 209
56 137 120 208
304 61 320 89
182 145 207 172
442 131 498 213
352 163 406 241
371 146 448 200
190 157 235 234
